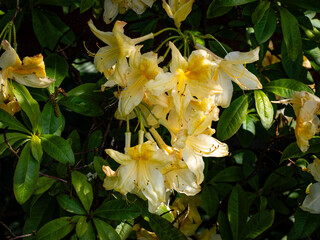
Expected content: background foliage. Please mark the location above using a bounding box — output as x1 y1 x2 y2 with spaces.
1 0 320 239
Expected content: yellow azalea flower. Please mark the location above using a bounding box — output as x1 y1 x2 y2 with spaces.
162 0 194 28
307 158 320 181
118 48 161 117
104 131 172 213
301 182 320 214
0 40 54 88
103 0 156 25
291 91 320 152
88 20 153 87
146 42 221 121
196 43 262 108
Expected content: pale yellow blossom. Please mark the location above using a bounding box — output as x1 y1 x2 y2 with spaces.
162 0 194 28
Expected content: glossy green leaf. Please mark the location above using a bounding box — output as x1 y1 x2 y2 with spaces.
59 83 105 117
87 130 102 161
215 0 257 6
281 41 303 80
45 54 68 93
210 166 244 184
254 90 273 129
68 129 81 154
36 217 77 240
39 102 65 136
93 218 121 240
228 184 248 240
41 134 75 164
0 132 29 155
252 1 270 24
33 176 57 195
218 211 233 240
57 194 87 215
237 115 255 148
264 79 313 98
80 0 95 13
245 210 275 239
217 95 249 141
207 1 232 18
14 142 40 204
116 219 134 240
279 7 302 61
30 135 43 161
12 82 40 132
76 216 88 238
147 214 188 240
79 220 96 240
280 137 320 162
202 185 219 217
0 109 31 134
72 171 93 213
94 200 141 220
254 8 276 44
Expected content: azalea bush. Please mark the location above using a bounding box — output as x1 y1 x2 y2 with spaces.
1 0 320 239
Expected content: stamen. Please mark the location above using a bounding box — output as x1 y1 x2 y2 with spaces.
83 41 96 57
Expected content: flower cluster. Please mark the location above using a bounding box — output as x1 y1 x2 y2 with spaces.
0 40 54 115
89 17 262 212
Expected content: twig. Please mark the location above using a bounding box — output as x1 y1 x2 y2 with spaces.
10 233 34 239
11 0 21 22
74 148 98 156
39 172 68 183
0 220 16 237
3 127 20 159
99 115 113 155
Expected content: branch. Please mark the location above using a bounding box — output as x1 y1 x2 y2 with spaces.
3 127 19 159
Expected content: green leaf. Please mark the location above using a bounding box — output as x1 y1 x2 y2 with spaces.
33 0 72 7
254 8 277 44
32 9 74 50
80 0 95 13
281 41 303 80
33 176 57 195
87 130 102 161
217 94 249 141
0 132 29 155
76 216 88 238
116 220 134 240
93 156 108 180
39 102 65 136
207 1 232 18
45 54 68 93
93 218 121 240
210 166 244 183
279 7 302 61
36 217 77 240
57 194 87 215
237 115 255 148
147 214 188 240
218 211 233 240
263 79 313 98
79 220 96 240
262 166 297 194
228 184 248 240
30 135 43 161
12 82 40 132
0 109 31 134
59 83 105 117
245 210 275 239
41 134 75 164
280 137 320 162
68 129 81 154
94 200 141 220
279 0 320 12
72 171 93 213
288 208 320 239
13 142 40 204
202 185 219 217
251 1 270 24
254 90 274 129
215 0 257 6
